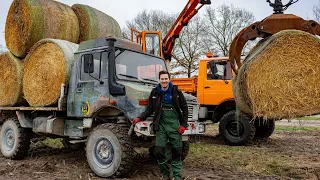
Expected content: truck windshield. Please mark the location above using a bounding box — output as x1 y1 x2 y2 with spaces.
115 49 166 83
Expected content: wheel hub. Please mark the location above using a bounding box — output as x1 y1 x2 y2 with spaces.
99 144 110 158
94 138 114 168
4 128 15 151
227 121 244 137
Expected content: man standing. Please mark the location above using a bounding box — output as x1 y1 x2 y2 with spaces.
133 70 188 180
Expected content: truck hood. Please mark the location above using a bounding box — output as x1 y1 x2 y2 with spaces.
121 81 199 104
115 81 199 120
121 81 198 101
120 81 155 100
183 92 199 105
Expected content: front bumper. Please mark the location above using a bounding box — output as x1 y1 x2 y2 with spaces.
134 121 206 137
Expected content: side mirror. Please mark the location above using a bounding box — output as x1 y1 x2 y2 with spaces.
84 54 94 73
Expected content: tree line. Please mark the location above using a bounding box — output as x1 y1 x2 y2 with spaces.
123 4 255 77
124 3 320 78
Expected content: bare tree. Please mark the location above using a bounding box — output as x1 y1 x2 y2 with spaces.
124 10 176 39
203 4 255 57
170 16 207 78
313 0 320 22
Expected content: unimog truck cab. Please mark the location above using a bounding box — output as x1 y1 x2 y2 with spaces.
0 37 205 178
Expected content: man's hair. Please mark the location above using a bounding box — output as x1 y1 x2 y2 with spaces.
159 70 170 79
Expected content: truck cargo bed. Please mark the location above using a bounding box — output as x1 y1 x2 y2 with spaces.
171 77 198 94
0 106 62 111
0 84 66 111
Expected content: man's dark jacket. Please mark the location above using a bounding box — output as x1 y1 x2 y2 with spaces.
138 85 188 131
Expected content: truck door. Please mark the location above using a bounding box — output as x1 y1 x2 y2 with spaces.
202 60 233 105
73 50 109 117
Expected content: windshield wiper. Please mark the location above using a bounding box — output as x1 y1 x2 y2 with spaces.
142 78 158 83
118 74 145 84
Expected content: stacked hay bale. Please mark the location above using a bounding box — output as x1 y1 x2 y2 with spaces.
72 4 123 43
233 30 320 119
1 0 123 107
0 52 24 106
5 0 79 58
23 39 78 107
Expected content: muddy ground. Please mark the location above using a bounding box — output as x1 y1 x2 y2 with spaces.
0 120 319 180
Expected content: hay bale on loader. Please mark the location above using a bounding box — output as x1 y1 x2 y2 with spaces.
0 52 25 106
23 39 78 107
233 30 320 120
5 0 79 58
71 4 123 43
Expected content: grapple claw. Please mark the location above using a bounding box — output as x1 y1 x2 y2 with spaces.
229 13 320 74
229 22 263 74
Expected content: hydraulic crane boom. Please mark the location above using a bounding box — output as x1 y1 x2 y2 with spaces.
163 0 210 62
131 0 211 68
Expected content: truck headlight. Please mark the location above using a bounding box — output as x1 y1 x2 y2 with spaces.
199 124 205 133
192 105 199 120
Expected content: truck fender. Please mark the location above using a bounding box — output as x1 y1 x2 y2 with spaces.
211 99 236 123
92 105 130 125
15 111 33 128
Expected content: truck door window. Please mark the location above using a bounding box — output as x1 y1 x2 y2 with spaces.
207 61 226 80
145 34 160 57
225 62 233 80
216 64 225 77
81 52 103 81
206 63 214 80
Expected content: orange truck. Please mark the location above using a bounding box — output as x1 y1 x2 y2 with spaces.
171 56 234 124
171 54 276 145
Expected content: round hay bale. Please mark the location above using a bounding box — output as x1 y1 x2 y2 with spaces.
233 30 320 119
5 0 79 58
72 4 122 43
0 52 24 106
23 39 79 107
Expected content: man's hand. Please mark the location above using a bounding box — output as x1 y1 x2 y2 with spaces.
132 118 140 125
178 126 187 134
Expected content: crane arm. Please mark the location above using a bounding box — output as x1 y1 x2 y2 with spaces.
163 0 211 62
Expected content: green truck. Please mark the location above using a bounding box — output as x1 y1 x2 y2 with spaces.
0 37 205 178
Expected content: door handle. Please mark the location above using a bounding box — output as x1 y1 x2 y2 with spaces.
204 86 210 89
76 88 82 93
76 83 84 93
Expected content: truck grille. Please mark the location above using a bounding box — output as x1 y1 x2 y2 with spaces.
147 106 197 120
188 105 194 119
187 98 198 104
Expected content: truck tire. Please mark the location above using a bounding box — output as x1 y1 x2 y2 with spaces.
86 123 133 178
219 110 255 145
254 119 275 139
0 118 31 159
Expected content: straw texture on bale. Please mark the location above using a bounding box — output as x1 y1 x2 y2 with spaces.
233 30 320 119
5 0 79 58
0 52 24 106
23 39 78 107
72 4 122 43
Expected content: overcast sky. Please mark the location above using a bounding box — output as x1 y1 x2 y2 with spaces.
0 0 317 47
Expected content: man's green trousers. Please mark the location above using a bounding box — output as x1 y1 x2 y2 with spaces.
155 104 183 179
